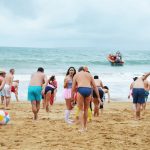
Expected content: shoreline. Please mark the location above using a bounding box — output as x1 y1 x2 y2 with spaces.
0 101 150 149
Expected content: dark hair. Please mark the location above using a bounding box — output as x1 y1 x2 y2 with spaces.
10 69 15 73
103 86 109 90
94 75 99 79
50 75 55 82
37 67 44 72
133 77 138 81
78 66 84 72
66 67 76 76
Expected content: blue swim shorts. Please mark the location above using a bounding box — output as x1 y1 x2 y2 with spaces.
77 87 92 98
28 86 42 101
132 88 145 104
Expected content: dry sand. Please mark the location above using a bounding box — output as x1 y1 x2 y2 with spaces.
0 101 150 150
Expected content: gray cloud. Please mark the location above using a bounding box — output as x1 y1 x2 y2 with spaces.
0 0 150 49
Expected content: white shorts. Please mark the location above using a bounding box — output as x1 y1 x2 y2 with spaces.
1 84 11 97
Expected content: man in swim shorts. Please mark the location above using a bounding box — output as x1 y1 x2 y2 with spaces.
132 72 150 120
28 67 47 120
2 69 15 109
72 66 101 131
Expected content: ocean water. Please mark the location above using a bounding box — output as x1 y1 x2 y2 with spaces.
0 47 150 102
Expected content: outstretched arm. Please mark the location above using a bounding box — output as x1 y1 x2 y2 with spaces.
107 90 110 103
128 83 133 99
41 75 48 94
142 72 150 80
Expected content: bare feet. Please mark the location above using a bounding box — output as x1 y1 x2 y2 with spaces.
34 113 38 120
78 127 87 133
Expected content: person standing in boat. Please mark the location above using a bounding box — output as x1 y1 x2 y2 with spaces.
115 51 122 63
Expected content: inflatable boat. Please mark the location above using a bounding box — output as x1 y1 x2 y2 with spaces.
107 54 124 66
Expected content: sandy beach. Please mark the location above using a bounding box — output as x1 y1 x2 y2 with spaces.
0 101 150 150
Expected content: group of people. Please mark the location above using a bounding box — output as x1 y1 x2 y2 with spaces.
0 69 19 109
27 67 110 131
63 66 110 131
27 67 58 120
1 67 150 132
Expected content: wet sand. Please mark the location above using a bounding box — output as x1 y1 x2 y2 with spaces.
0 101 150 150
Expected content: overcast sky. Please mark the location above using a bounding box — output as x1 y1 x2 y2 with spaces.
0 0 150 50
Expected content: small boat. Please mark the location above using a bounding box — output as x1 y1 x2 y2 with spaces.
107 54 124 66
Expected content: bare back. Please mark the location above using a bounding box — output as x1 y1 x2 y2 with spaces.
29 72 46 86
5 73 14 86
0 76 6 90
75 71 92 87
94 79 103 87
133 77 144 88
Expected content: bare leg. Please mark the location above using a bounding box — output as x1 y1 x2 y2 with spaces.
6 97 11 108
142 102 146 111
31 101 38 120
15 88 19 102
84 96 91 129
77 93 84 130
42 94 46 109
46 91 51 112
1 96 4 104
36 101 40 119
15 92 19 102
4 97 7 109
136 103 141 120
93 98 99 117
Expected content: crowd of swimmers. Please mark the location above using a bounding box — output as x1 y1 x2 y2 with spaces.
0 67 150 132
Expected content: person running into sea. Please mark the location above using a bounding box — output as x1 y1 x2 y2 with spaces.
102 86 110 103
131 72 150 120
0 69 6 105
93 75 104 116
72 66 101 132
44 75 57 112
128 77 138 117
50 75 58 101
64 67 76 124
1 69 15 109
28 67 47 120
